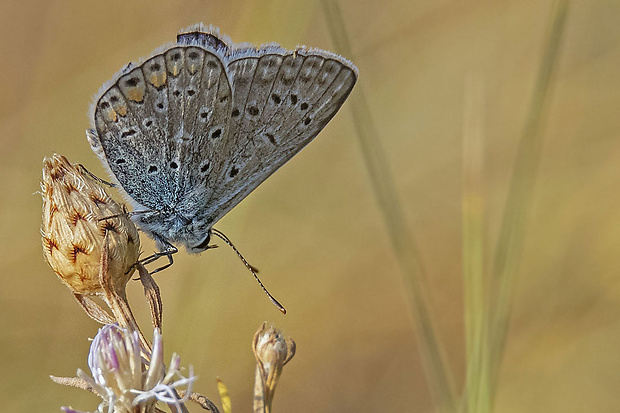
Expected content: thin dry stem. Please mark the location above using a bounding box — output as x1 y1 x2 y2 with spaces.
99 234 152 354
176 390 221 412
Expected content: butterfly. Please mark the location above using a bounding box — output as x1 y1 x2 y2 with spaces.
87 24 358 273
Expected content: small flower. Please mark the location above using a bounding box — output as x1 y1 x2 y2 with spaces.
252 323 296 413
41 154 140 295
67 324 195 413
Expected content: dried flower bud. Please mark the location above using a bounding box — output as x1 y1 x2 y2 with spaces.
41 154 139 295
253 323 296 412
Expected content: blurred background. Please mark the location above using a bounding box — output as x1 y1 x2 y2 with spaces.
2 0 620 411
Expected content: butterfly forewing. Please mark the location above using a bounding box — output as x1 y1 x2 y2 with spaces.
201 49 358 224
176 48 235 217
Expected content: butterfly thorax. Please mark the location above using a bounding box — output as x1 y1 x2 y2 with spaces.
134 207 213 253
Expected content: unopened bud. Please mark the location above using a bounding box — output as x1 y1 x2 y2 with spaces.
253 323 296 412
41 154 139 295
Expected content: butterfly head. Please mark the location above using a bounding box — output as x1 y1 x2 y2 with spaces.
133 209 216 254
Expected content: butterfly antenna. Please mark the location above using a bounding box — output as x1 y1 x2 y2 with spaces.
211 228 286 314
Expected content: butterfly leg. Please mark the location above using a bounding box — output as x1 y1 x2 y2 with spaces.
140 243 179 275
77 164 117 187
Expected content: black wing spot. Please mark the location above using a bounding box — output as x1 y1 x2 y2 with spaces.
265 133 276 145
116 158 126 165
188 51 199 59
170 161 178 169
173 90 181 97
303 117 311 126
206 59 219 69
121 129 137 138
110 96 119 103
290 94 298 105
156 102 164 110
148 165 158 174
150 63 161 71
200 162 210 173
229 166 239 178
231 108 240 117
172 52 181 61
200 110 209 119
144 119 153 128
219 95 229 103
271 93 282 104
211 128 222 139
100 101 110 109
125 77 140 87
300 102 308 110
248 105 259 116
187 89 196 96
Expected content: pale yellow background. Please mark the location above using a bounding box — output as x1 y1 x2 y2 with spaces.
2 1 620 412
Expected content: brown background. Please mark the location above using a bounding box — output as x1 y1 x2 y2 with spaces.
2 0 620 412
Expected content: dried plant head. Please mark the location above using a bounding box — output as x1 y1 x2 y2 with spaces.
52 324 198 413
253 323 296 413
41 154 140 295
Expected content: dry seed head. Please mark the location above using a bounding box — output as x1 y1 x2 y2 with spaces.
41 154 140 295
253 323 296 377
252 322 296 411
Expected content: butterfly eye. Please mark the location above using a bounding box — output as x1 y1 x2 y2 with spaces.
192 233 212 252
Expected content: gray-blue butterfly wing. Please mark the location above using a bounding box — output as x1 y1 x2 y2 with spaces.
89 28 357 248
89 45 233 217
197 45 358 225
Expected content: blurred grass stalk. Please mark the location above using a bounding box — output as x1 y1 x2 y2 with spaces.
321 1 457 412
462 74 491 413
486 0 568 407
463 1 568 411
323 0 568 411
